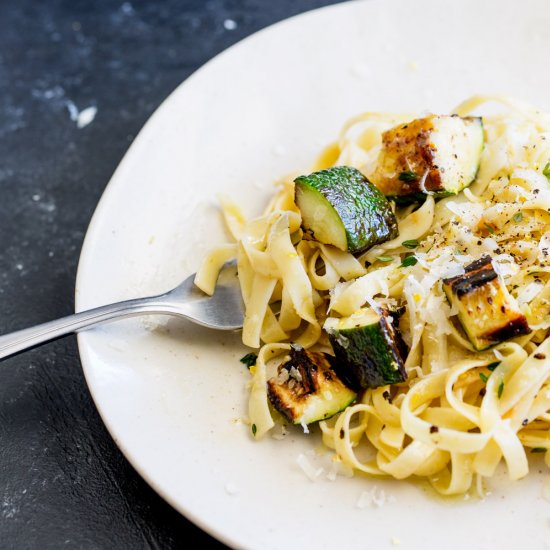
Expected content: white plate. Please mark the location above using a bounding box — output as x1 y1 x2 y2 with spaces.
76 1 550 548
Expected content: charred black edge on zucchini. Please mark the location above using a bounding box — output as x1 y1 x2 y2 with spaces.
443 255 531 342
444 255 498 297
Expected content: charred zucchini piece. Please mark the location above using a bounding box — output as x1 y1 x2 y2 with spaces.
324 308 408 390
294 166 398 254
443 256 531 351
267 346 356 425
372 115 484 202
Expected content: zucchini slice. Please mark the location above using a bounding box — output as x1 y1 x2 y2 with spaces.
443 256 531 351
267 346 357 425
294 166 398 254
324 308 408 390
372 115 484 202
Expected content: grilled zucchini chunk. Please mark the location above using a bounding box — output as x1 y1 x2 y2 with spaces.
443 256 531 351
324 308 408 390
294 166 398 254
372 115 484 202
267 346 357 425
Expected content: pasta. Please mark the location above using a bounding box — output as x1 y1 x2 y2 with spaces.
195 95 550 495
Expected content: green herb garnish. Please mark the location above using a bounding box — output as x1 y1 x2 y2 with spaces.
513 212 523 223
240 352 258 369
497 380 504 399
398 171 419 182
401 255 418 268
484 223 495 234
486 361 500 371
531 447 547 453
251 424 257 436
479 372 488 383
543 161 550 182
377 255 394 263
402 239 419 249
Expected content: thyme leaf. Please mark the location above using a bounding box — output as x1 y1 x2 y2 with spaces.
240 353 258 369
402 239 419 249
401 255 418 268
398 171 419 182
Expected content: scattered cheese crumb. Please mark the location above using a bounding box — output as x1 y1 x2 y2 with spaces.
356 490 372 509
223 18 237 30
356 486 396 509
224 482 240 495
77 106 97 128
289 366 302 382
66 104 78 125
271 424 288 441
391 536 402 546
65 100 97 128
296 453 323 481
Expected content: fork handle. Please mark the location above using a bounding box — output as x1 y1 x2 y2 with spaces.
0 296 168 360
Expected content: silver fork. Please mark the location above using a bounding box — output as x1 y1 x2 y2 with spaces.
0 261 243 360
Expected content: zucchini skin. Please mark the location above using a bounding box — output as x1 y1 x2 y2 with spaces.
294 166 398 254
267 346 357 425
327 309 408 390
443 256 531 350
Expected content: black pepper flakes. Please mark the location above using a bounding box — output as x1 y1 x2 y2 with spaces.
534 353 546 360
429 426 439 434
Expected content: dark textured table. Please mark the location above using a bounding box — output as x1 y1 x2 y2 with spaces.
0 1 344 547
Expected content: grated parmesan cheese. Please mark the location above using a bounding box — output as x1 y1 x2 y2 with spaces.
296 453 323 481
356 486 396 509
